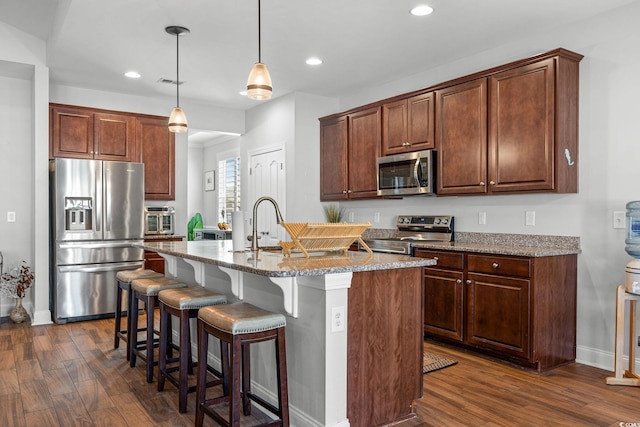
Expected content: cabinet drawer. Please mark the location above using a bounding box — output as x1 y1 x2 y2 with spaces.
467 254 531 278
414 249 464 270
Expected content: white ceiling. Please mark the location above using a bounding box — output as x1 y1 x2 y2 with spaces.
1 0 637 122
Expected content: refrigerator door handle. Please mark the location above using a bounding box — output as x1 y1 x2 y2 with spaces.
58 240 142 250
58 261 143 274
105 167 111 232
95 165 101 232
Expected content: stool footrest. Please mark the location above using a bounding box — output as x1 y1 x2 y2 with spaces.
247 392 280 419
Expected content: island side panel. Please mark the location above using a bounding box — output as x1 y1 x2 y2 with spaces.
347 267 424 426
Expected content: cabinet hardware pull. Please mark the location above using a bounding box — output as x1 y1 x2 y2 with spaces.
466 279 472 285
433 257 439 261
490 181 495 185
347 189 352 193
402 142 410 147
479 181 485 186
492 262 499 269
564 148 575 166
456 279 462 284
343 190 347 194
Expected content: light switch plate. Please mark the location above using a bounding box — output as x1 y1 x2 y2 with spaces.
525 211 535 226
7 211 15 222
614 211 626 229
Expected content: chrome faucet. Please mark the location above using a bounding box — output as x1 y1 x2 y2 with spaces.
250 196 285 252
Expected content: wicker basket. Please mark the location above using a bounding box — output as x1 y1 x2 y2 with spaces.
278 222 372 257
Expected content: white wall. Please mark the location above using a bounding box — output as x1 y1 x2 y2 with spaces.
332 1 640 368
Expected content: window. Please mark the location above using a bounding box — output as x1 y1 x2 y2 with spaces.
218 156 241 226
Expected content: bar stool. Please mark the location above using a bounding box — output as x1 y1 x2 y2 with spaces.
195 302 289 427
114 269 164 360
130 276 188 383
157 285 227 412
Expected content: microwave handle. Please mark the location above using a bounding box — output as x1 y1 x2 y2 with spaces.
414 158 422 184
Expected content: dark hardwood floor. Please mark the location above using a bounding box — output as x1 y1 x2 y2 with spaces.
1 316 639 426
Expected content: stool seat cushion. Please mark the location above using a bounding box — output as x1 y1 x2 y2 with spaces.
131 277 187 296
198 302 286 335
117 269 164 284
159 286 227 310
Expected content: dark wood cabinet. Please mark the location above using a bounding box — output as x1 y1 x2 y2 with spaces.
50 104 136 162
435 79 488 195
381 92 434 156
435 50 581 196
319 106 380 200
136 116 175 200
144 236 184 274
415 248 577 371
50 104 175 201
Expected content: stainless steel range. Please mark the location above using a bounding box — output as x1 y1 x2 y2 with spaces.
362 215 454 255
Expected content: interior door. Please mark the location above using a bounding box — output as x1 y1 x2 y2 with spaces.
248 147 286 247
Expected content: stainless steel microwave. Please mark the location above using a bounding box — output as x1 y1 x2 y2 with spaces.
377 150 435 196
144 206 175 235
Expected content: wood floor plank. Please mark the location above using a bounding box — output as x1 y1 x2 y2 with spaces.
75 379 116 412
43 367 77 396
24 408 61 427
0 392 26 427
51 391 94 427
16 358 44 382
20 379 54 413
0 348 16 370
0 368 20 396
89 407 128 427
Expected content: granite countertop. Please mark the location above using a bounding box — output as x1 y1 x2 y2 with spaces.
136 240 434 278
364 230 581 257
143 234 186 240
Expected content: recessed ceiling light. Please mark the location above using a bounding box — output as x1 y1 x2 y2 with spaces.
306 57 323 66
410 5 434 16
124 71 141 79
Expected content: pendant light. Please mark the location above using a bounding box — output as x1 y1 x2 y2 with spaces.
246 0 272 100
166 25 190 133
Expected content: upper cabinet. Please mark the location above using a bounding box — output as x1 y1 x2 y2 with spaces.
50 104 137 162
381 92 435 156
320 107 381 201
435 79 488 195
436 50 582 196
50 104 175 200
319 48 583 200
137 116 176 201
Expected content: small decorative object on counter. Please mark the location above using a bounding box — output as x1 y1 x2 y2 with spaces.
0 260 34 323
323 204 345 223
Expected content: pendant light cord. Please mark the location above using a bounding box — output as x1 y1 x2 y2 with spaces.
176 32 180 107
258 0 262 63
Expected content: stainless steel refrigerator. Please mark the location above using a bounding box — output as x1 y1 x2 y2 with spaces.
50 158 145 324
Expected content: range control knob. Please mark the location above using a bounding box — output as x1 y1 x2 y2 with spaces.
441 218 448 225
434 218 441 224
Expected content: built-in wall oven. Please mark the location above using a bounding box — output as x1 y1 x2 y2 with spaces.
362 215 454 255
145 206 175 235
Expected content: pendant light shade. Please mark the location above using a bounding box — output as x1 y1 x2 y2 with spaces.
247 0 272 100
166 25 190 133
246 62 272 100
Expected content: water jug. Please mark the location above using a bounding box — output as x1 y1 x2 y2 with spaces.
625 201 640 258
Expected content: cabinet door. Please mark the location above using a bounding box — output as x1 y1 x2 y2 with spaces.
466 273 530 360
348 107 381 199
382 93 434 156
94 113 137 162
320 116 349 201
436 79 488 195
424 268 464 341
50 106 94 159
137 117 175 200
489 58 555 192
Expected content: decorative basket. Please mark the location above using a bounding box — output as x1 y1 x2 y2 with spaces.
278 222 372 257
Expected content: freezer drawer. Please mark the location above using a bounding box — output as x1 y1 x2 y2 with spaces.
56 240 143 265
52 260 143 323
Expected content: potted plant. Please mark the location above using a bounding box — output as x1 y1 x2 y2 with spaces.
0 261 34 323
323 204 345 223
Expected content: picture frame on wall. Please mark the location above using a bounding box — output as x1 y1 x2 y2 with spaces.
204 170 215 191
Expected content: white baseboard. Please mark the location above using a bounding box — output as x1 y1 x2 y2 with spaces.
576 343 640 372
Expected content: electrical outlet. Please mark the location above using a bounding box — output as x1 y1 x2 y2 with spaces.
331 306 345 333
374 212 380 223
525 211 535 226
614 211 626 229
7 212 15 223
478 211 486 225
348 212 354 222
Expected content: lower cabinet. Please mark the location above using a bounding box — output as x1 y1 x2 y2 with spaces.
415 248 577 371
144 236 184 274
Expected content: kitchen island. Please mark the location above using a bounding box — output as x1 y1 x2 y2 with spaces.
137 240 435 427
